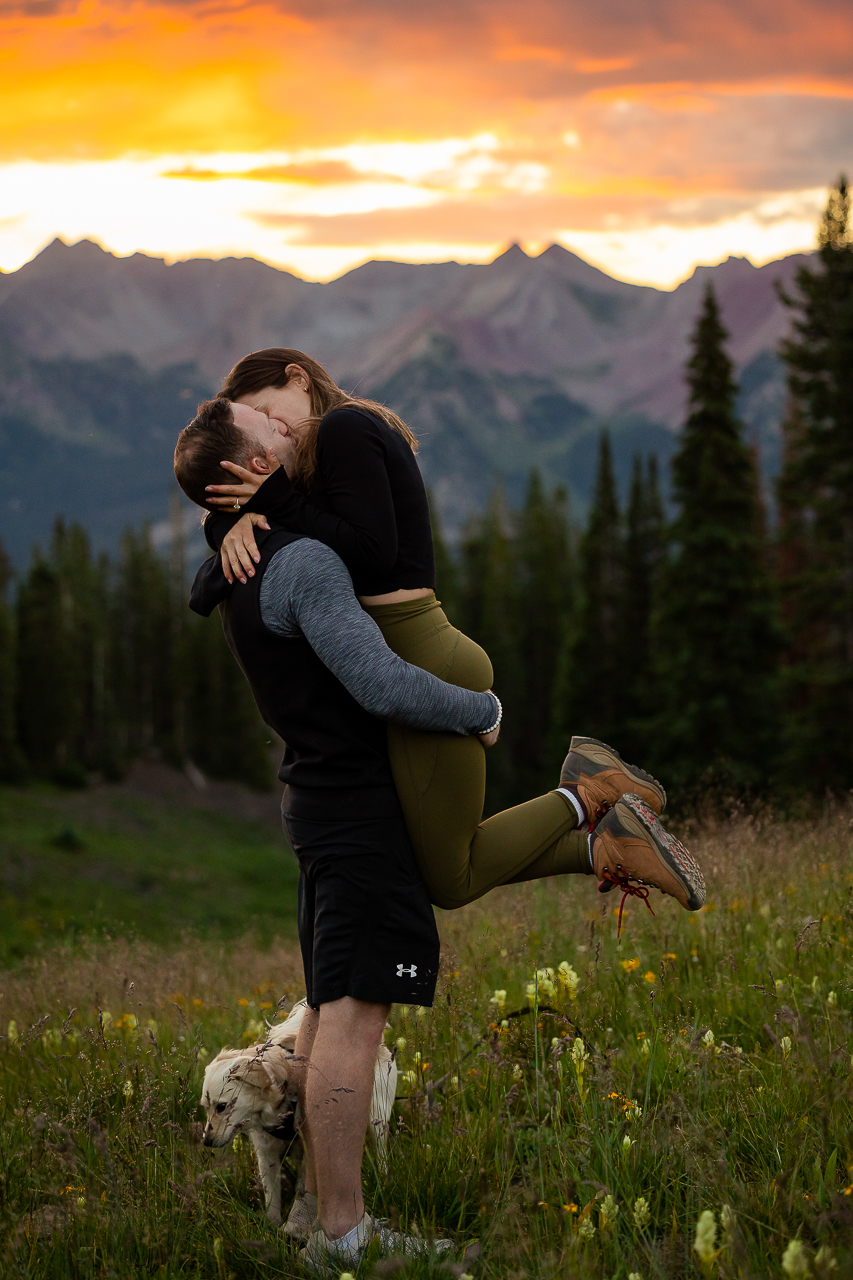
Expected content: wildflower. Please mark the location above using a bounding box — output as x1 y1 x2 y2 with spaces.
775 979 784 990
402 1070 419 1089
417 1006 427 1018
621 958 640 973
123 1079 134 1099
702 1029 715 1049
814 1245 837 1273
450 1076 459 1087
232 1134 245 1153
628 1274 642 1280
779 1035 793 1059
633 1197 651 1229
77 1194 86 1209
512 1064 523 1081
489 989 507 1011
100 1011 113 1027
563 1203 578 1214
413 1050 422 1064
663 952 677 961
828 991 838 1008
694 1210 717 1266
720 1204 734 1248
621 1135 634 1156
600 1194 619 1227
640 1038 651 1057
238 998 248 1007
259 1002 272 1010
558 961 579 999
644 971 656 984
781 1239 810 1280
626 1099 642 1121
340 1274 356 1280
395 1037 406 1051
578 1216 595 1240
571 1038 589 1067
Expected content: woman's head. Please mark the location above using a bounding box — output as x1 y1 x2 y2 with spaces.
220 348 417 486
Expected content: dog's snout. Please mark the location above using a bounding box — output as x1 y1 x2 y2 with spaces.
202 1126 215 1147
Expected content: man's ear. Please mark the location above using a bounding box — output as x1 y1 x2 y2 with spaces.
249 455 271 475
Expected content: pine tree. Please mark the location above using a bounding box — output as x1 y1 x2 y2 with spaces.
566 432 625 744
16 553 80 781
653 282 780 792
618 454 665 758
777 177 853 791
514 470 574 792
428 491 460 623
457 486 523 811
184 612 273 790
0 540 25 780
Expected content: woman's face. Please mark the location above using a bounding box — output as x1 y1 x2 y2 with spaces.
235 366 312 440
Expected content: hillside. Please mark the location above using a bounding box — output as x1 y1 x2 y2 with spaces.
0 239 807 566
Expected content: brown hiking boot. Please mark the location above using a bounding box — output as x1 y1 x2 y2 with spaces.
589 794 706 930
560 736 666 822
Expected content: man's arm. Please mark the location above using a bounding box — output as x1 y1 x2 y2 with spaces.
259 541 499 735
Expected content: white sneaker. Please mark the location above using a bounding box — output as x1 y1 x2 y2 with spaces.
281 1192 317 1241
299 1211 452 1276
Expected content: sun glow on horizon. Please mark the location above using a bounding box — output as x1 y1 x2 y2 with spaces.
0 0 850 287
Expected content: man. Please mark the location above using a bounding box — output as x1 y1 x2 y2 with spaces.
176 398 500 1273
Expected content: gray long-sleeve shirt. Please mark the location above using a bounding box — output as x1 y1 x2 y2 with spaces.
259 539 497 735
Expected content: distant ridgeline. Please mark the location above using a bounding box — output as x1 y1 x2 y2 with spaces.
1 186 850 800
0 234 805 569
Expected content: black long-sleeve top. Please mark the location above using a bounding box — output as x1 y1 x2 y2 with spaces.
204 406 436 597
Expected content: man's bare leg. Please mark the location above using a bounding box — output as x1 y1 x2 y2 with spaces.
304 996 389 1240
292 1005 320 1198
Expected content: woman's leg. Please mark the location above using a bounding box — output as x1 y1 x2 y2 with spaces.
364 597 591 909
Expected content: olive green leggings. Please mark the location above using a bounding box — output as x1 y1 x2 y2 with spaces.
363 594 590 910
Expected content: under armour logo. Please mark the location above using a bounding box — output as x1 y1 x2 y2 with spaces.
396 964 417 978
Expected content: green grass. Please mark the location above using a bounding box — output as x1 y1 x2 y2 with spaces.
0 797 852 1278
0 776 299 963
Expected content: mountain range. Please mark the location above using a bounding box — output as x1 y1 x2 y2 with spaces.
0 237 806 569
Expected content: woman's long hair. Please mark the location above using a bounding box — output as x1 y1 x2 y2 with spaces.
220 348 417 488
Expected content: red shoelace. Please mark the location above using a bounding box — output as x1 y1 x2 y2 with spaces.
598 868 656 938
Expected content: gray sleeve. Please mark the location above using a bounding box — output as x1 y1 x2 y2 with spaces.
259 540 499 735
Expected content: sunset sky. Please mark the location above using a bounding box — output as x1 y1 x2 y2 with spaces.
1 0 851 286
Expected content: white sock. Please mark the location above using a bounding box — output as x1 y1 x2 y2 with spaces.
587 833 595 873
557 786 588 830
327 1220 362 1256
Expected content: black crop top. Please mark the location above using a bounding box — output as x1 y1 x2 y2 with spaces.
205 406 435 597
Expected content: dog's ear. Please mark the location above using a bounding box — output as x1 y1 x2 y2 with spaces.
229 1046 291 1090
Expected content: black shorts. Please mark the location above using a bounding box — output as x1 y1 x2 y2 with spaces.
283 811 440 1010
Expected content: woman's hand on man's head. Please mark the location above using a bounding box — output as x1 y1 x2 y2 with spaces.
204 448 280 507
220 512 271 586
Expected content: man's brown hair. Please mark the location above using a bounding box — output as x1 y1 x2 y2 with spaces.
174 398 264 508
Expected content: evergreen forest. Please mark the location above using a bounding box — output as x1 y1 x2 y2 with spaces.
0 181 850 810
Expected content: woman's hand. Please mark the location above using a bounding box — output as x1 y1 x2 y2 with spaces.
221 512 271 585
205 449 280 508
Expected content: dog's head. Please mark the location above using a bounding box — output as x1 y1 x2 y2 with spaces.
200 1044 292 1147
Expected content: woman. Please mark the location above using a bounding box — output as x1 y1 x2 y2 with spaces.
203 349 684 914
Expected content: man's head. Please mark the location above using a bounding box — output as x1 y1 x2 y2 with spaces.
174 397 289 508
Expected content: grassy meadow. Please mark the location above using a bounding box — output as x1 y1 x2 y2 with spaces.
1 778 852 1279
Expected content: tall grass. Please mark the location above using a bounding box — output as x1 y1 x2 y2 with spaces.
1 804 852 1278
